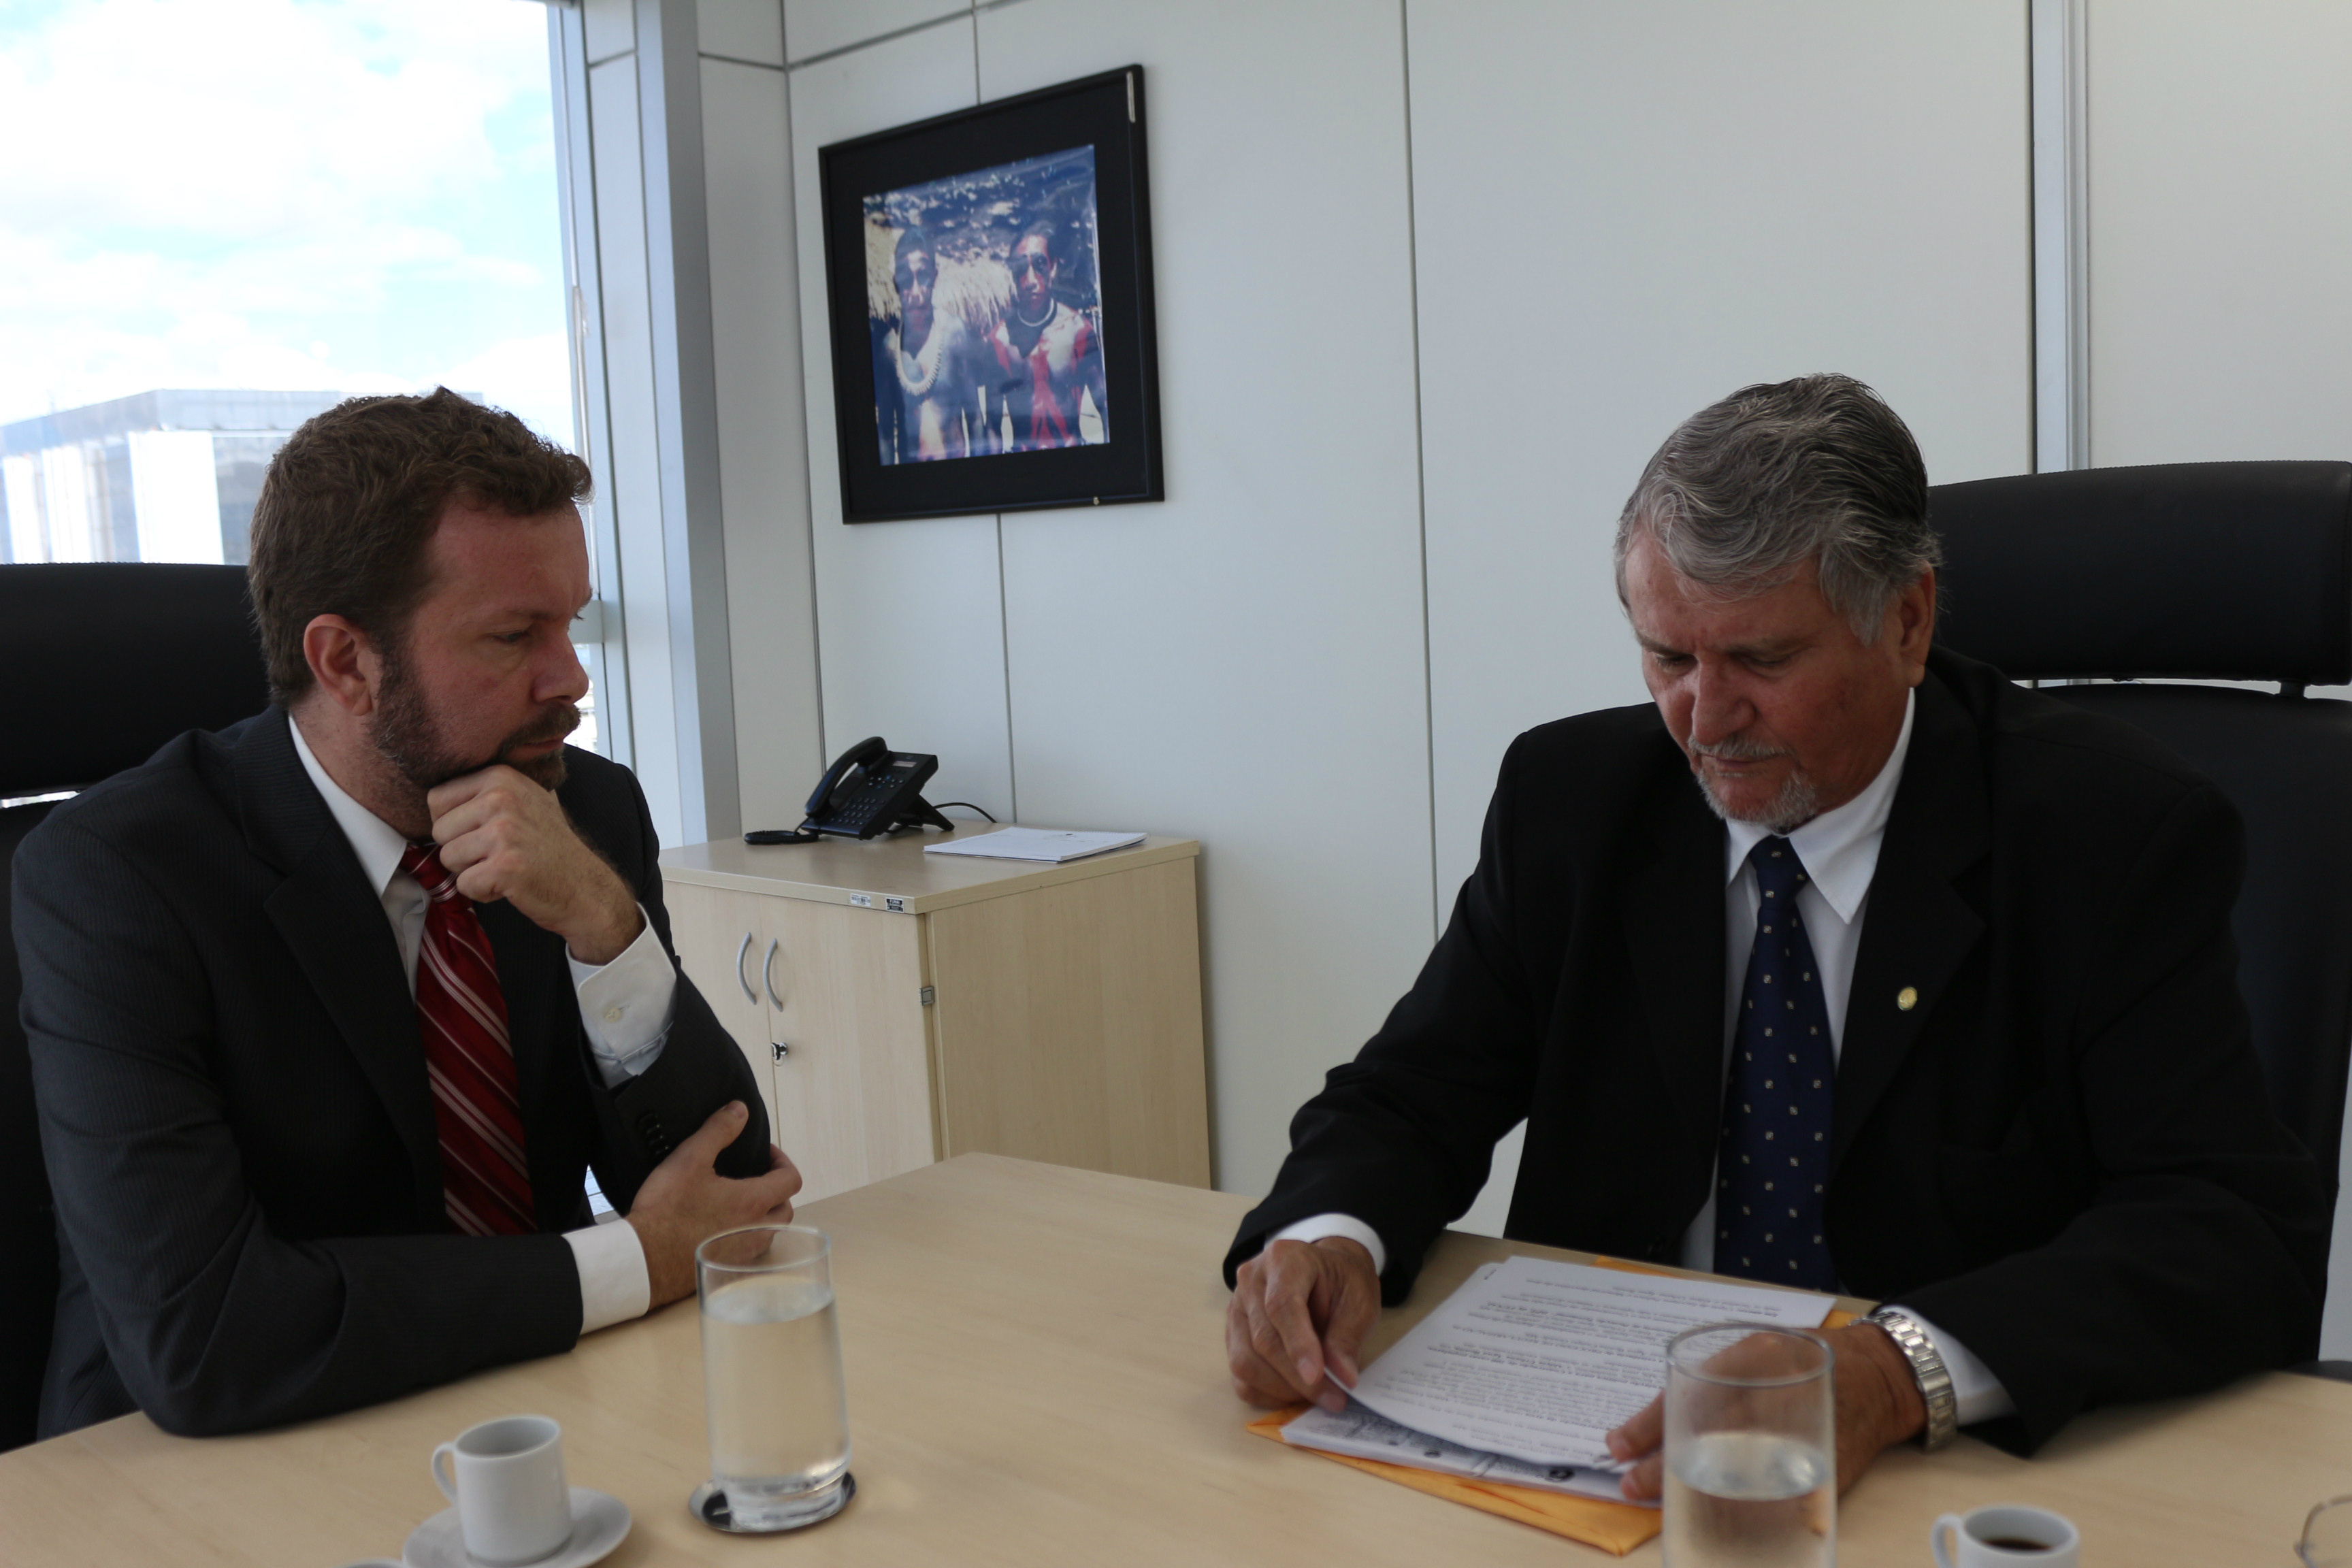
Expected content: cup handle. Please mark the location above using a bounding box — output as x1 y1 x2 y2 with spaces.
1930 1513 1963 1568
430 1443 459 1504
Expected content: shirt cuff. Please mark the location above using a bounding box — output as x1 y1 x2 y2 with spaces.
564 1215 651 1335
568 905 679 1088
1269 1213 1388 1277
1887 1304 2016 1426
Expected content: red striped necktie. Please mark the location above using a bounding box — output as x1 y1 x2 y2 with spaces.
399 845 536 1237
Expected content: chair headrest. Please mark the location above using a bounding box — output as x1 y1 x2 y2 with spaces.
1931 461 2352 685
0 564 270 796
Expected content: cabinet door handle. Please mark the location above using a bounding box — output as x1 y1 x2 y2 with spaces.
764 938 783 1009
735 932 756 1002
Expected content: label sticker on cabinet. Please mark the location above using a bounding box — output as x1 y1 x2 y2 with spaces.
884 896 909 913
849 892 874 908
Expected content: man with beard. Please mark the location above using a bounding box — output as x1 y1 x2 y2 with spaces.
15 389 798 1438
875 227 984 463
1223 375 2325 1490
980 218 1109 451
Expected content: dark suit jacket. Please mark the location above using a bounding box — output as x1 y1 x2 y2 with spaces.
15 706 770 1438
1227 649 2329 1452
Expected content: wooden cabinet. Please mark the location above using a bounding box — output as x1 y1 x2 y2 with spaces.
659 832 1209 1203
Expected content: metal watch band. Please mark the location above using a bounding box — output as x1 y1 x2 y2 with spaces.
1865 1306 1959 1452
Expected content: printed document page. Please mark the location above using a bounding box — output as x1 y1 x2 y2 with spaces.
1339 1256 1835 1468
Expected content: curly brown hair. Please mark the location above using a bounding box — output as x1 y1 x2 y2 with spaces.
246 387 593 704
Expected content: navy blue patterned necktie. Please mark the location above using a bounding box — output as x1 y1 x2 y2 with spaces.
1714 836 1839 1290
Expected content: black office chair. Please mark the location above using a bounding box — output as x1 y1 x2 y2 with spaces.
1932 459 2352 1235
0 563 270 1450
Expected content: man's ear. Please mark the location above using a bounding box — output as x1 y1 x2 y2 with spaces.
1895 569 1938 686
303 615 384 717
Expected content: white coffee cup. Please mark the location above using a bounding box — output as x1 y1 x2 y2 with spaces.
429 1414 573 1567
1931 1503 2081 1567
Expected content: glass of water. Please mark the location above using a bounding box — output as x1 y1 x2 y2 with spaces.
695 1224 853 1532
1662 1322 1835 1568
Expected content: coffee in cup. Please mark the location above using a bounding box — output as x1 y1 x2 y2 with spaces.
1931 1503 2080 1567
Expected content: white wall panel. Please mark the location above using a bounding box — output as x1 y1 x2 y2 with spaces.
1411 0 2033 1234
583 0 634 65
789 22 1017 820
2087 0 2352 466
702 56 826 832
976 3 1439 1197
783 0 967 66
698 0 784 65
1414 0 2034 900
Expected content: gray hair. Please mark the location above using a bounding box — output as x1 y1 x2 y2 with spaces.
1613 373 1940 641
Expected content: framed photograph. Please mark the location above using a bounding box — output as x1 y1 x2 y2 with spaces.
817 66 1162 523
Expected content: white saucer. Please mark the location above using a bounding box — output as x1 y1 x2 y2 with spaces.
403 1487 630 1568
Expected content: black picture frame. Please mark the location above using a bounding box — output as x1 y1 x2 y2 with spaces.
817 66 1162 523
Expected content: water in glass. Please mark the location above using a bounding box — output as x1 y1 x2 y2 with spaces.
700 1262 850 1527
1663 1429 1833 1568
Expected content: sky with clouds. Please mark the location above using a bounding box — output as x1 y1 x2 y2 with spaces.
0 0 572 442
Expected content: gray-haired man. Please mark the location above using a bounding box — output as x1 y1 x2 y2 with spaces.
1221 374 2326 1491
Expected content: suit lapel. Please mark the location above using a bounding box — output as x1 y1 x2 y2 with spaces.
1623 781 1732 1151
1829 674 1989 1176
236 708 444 1222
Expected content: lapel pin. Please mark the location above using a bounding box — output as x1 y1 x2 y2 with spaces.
1896 985 1918 1011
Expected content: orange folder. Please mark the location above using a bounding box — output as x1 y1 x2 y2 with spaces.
1245 1256 1855 1554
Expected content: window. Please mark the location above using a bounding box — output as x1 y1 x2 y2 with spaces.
0 0 612 748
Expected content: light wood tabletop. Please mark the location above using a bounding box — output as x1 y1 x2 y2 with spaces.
2 1154 2342 1565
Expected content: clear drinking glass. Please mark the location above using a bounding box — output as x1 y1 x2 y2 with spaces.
1662 1322 1835 1568
2302 1495 2352 1567
696 1224 853 1531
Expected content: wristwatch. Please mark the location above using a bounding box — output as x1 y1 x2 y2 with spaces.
1863 1306 1958 1452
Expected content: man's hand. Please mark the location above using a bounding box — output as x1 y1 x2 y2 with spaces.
1604 1321 1927 1501
428 765 641 964
1226 1237 1382 1413
624 1102 803 1307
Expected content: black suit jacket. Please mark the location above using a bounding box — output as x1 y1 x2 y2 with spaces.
1228 649 2328 1452
15 706 770 1437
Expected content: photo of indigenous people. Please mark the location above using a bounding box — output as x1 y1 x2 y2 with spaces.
864 146 1110 465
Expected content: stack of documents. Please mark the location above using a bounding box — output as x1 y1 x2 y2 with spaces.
1271 1256 1836 1530
923 826 1145 863
1289 1256 1836 1485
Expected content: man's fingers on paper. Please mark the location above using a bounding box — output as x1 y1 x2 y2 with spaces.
1225 1301 1306 1407
1607 1392 1667 1501
1245 1280 1324 1403
1606 1392 1665 1465
1620 1452 1665 1502
1256 1243 1341 1405
1317 1258 1378 1388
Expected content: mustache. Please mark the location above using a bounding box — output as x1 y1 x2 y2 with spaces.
493 702 581 762
1688 733 1789 763
422 702 581 786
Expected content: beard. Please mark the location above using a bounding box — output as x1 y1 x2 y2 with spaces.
372 645 580 799
1688 733 1820 835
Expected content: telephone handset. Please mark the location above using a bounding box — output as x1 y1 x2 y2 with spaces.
745 736 955 844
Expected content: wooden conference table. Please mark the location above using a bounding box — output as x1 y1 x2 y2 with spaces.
3 1155 2345 1566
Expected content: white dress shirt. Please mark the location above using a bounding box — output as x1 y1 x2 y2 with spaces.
289 717 670 1335
1273 690 2016 1426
